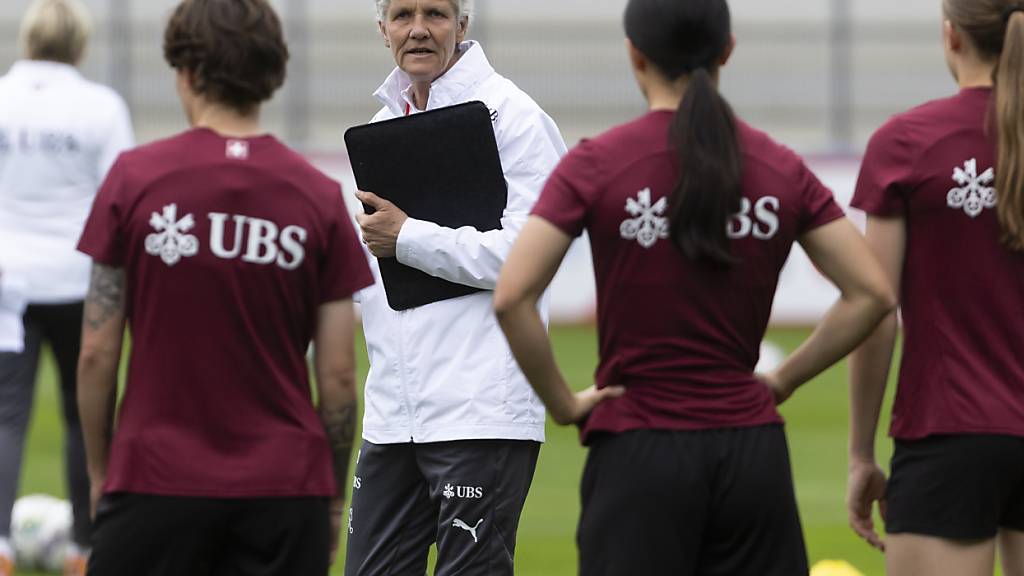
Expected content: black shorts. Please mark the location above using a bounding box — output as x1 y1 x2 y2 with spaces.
88 493 331 576
886 434 1024 540
578 425 808 576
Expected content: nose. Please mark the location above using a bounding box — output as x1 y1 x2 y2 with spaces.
410 14 429 39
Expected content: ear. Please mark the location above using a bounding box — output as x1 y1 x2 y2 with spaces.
944 19 962 53
719 34 736 67
456 16 469 44
626 38 648 75
378 20 390 48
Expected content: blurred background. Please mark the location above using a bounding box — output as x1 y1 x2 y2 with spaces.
0 0 955 324
0 0 952 151
1 2 965 575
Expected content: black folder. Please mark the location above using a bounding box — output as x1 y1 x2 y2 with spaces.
344 101 508 311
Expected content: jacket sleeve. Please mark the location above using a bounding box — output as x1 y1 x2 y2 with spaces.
394 107 567 290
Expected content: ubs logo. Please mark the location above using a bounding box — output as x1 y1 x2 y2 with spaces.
443 483 484 500
143 204 308 269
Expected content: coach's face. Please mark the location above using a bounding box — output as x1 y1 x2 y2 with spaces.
380 0 468 84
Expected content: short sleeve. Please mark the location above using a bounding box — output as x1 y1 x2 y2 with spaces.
531 140 600 238
78 157 127 266
851 117 913 217
319 187 374 303
798 161 846 233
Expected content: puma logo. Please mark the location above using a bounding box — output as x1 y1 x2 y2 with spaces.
452 518 484 543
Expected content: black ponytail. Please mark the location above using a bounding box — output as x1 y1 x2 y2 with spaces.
625 0 741 266
669 69 742 266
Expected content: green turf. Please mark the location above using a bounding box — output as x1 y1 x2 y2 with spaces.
16 327 908 575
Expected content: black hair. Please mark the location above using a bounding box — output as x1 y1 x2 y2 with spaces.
625 0 742 266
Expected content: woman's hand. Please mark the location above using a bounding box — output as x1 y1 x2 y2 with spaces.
758 371 794 406
355 191 408 258
847 458 888 551
549 385 626 426
328 497 346 564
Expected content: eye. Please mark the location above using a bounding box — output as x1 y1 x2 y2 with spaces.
428 8 449 18
391 9 412 20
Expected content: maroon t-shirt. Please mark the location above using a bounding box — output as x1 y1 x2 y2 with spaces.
533 111 844 443
78 128 373 497
852 87 1024 440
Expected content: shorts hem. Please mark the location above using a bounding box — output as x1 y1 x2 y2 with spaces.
886 522 997 542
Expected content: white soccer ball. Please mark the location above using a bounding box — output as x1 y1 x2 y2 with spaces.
10 494 72 573
756 340 786 373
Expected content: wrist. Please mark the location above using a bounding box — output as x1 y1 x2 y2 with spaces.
848 453 877 469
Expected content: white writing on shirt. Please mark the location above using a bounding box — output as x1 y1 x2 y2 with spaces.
208 213 308 270
727 196 780 240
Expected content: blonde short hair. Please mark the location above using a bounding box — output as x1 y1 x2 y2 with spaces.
20 0 92 65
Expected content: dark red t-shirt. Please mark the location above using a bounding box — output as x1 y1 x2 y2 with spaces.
78 128 373 497
533 111 844 443
852 87 1024 440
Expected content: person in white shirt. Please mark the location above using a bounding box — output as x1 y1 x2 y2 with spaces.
0 2 133 575
345 1 566 574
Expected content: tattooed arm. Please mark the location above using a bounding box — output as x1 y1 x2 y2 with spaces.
77 262 126 518
312 298 359 564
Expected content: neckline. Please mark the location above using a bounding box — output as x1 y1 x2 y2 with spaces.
190 126 274 142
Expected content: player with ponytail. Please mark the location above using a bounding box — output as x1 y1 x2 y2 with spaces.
849 2 1024 574
495 0 894 573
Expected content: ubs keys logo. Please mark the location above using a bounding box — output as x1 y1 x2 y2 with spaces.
443 483 484 500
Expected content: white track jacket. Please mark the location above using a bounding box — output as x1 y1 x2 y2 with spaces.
357 41 567 444
0 60 134 304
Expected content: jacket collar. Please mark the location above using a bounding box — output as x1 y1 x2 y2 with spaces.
373 41 494 116
7 60 81 83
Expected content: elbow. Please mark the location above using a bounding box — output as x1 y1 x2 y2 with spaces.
863 281 898 322
321 369 358 395
77 346 117 387
874 283 899 317
317 366 358 405
492 284 522 322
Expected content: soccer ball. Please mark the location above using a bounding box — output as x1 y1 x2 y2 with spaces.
10 494 72 572
756 340 786 373
810 560 865 576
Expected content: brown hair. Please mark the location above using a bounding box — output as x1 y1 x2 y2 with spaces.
945 0 1024 249
163 0 289 114
20 0 92 65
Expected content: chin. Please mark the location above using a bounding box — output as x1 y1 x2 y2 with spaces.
402 64 444 82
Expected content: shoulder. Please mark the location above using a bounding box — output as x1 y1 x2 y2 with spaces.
107 132 190 190
594 113 668 152
866 94 961 155
737 120 800 165
255 139 341 205
479 73 559 137
735 120 831 202
69 77 130 116
554 115 663 183
736 119 815 180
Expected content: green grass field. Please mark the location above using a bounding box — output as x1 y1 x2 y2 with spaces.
17 327 900 575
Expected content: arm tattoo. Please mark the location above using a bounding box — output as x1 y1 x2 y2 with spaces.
84 264 125 330
321 403 357 497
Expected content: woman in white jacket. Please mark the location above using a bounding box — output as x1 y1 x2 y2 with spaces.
346 1 566 574
0 2 133 575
